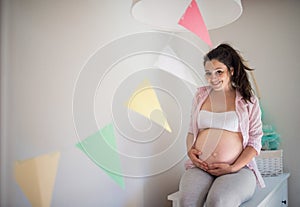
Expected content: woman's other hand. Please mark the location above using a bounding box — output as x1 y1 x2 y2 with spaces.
188 148 208 171
207 163 234 176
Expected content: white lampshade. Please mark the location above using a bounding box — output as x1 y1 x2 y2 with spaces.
131 0 243 31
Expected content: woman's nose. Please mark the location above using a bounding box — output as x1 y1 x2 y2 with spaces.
210 73 218 80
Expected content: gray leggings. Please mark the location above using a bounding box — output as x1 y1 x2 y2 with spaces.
179 167 256 207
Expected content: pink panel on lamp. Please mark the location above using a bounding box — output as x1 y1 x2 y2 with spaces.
178 0 212 47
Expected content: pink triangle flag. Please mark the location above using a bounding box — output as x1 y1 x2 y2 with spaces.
178 0 212 47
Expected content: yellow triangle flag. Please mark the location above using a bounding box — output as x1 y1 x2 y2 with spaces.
126 80 172 132
14 152 60 207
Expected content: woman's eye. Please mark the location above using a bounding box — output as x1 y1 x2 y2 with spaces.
205 72 212 76
216 70 224 75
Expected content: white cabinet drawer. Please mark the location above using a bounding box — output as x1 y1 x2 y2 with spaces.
241 173 289 207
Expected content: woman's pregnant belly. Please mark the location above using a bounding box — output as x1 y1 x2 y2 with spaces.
195 129 243 164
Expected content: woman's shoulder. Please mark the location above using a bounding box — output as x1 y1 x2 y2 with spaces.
250 94 259 103
236 90 259 105
191 86 211 105
236 92 260 114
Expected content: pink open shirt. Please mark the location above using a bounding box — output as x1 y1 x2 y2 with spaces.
185 86 265 188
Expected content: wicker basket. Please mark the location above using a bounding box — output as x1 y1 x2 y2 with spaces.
256 149 283 177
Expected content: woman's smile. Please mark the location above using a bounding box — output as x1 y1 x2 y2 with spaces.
204 59 232 91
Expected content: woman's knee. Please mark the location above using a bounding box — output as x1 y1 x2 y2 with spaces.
179 168 214 206
205 169 256 207
179 191 202 207
206 189 240 207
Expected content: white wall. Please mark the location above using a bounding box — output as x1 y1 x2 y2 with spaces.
209 0 300 206
0 0 204 206
1 0 299 206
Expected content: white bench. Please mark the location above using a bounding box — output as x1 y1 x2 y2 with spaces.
168 173 290 207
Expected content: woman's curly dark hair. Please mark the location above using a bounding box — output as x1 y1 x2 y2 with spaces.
204 43 254 103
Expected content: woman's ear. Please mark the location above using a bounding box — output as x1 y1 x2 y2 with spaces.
230 67 234 76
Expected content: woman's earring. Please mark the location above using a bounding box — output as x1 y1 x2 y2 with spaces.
231 80 237 87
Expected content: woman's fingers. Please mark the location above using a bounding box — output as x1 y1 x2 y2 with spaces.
207 163 233 176
188 148 208 171
199 162 208 171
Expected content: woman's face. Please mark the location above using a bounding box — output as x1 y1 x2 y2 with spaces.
204 59 233 91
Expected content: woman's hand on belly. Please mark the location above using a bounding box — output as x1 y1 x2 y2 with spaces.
207 162 233 176
188 148 208 171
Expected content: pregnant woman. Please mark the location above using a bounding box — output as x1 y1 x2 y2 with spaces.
179 44 265 207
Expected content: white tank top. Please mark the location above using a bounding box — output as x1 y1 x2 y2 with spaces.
197 110 240 132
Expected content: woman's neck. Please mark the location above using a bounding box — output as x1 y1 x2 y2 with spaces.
211 86 235 97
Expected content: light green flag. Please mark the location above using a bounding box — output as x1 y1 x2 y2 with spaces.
76 124 125 189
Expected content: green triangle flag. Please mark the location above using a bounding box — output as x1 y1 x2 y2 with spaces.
76 124 125 189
